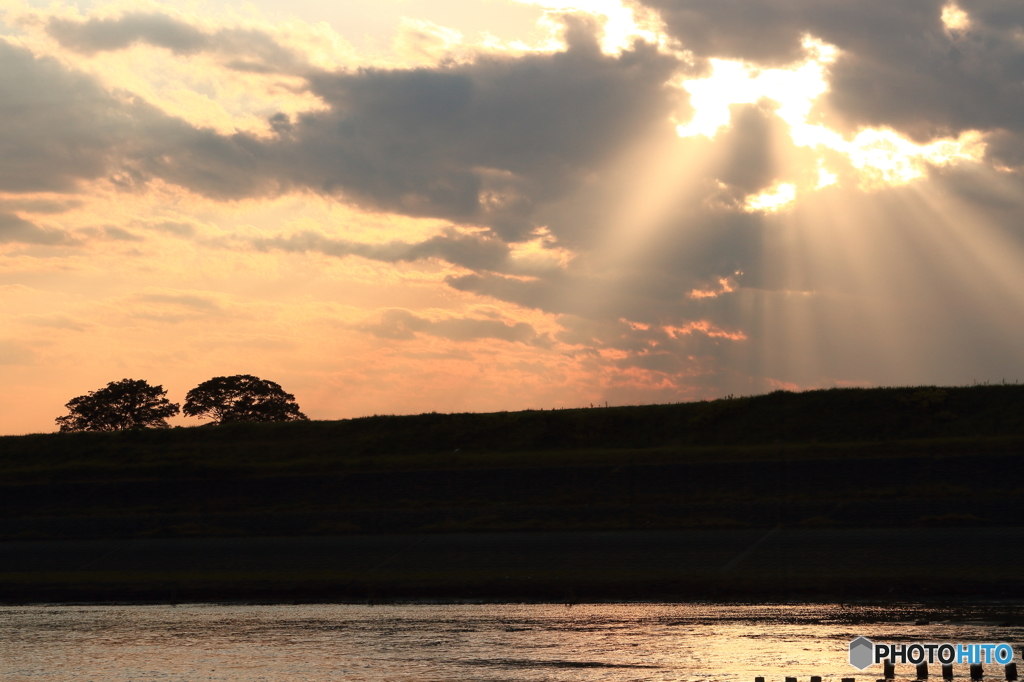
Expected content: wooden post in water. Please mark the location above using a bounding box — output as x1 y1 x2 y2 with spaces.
1005 664 1018 681
786 676 797 682
755 676 765 682
943 665 954 680
919 663 930 679
885 660 896 679
811 676 822 682
971 664 984 680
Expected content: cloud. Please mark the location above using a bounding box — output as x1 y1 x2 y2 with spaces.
713 102 788 193
440 203 762 322
190 332 297 350
147 221 197 238
556 314 746 359
46 12 310 75
121 290 236 324
2 13 685 241
103 226 144 241
0 40 144 194
0 212 75 245
48 12 210 55
4 0 1024 416
135 291 224 312
0 12 678 241
0 339 36 365
0 198 84 214
642 0 1024 142
282 32 679 236
249 228 512 271
0 37 281 197
21 314 91 331
446 271 566 313
393 17 465 64
359 308 552 346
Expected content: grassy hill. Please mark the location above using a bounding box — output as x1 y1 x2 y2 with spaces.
4 384 1024 602
1 384 1023 540
4 384 1024 481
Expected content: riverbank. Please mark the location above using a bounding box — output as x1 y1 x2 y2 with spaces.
4 527 1024 604
4 385 1023 603
6 384 1024 485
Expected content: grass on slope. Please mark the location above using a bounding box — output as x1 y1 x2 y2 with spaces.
2 384 1023 483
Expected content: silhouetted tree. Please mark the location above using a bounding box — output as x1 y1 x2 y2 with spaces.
183 374 308 424
55 379 180 432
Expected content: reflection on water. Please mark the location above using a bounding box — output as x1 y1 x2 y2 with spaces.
1 604 1021 682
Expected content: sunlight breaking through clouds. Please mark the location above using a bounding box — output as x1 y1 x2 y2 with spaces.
507 227 574 271
816 162 838 189
745 183 796 213
3 0 1024 433
510 0 662 54
676 35 987 198
843 129 987 186
689 276 738 300
663 321 747 342
675 37 836 139
941 3 971 31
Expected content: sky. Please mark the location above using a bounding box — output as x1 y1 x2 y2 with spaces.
3 0 1024 434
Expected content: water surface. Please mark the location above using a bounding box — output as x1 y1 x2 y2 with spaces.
2 603 1020 682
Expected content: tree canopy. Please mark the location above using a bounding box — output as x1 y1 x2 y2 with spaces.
183 374 308 424
55 379 180 432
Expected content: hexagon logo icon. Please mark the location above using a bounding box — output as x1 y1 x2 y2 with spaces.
850 637 874 670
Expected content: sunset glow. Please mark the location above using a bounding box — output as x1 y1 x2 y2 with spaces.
2 0 1024 434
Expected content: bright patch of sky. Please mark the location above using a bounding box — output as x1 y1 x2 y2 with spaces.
676 36 986 197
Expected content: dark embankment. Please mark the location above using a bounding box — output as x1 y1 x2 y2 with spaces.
2 384 1024 602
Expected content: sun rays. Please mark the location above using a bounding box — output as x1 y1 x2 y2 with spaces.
675 35 988 203
1 0 1024 433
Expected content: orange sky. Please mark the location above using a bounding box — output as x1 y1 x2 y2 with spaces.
3 0 1024 434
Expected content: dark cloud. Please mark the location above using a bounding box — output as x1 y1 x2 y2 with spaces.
0 32 259 197
269 32 681 237
103 226 144 241
360 308 551 346
0 212 74 245
5 16 683 237
75 225 145 241
713 102 786 193
0 27 297 198
643 0 1024 142
444 196 763 321
48 13 210 55
7 5 1024 397
641 0 811 65
928 161 1024 214
121 111 283 199
447 271 566 312
47 13 308 74
0 198 84 214
0 41 126 193
249 228 512 271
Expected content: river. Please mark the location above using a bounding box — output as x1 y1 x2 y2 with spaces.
2 603 1021 681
